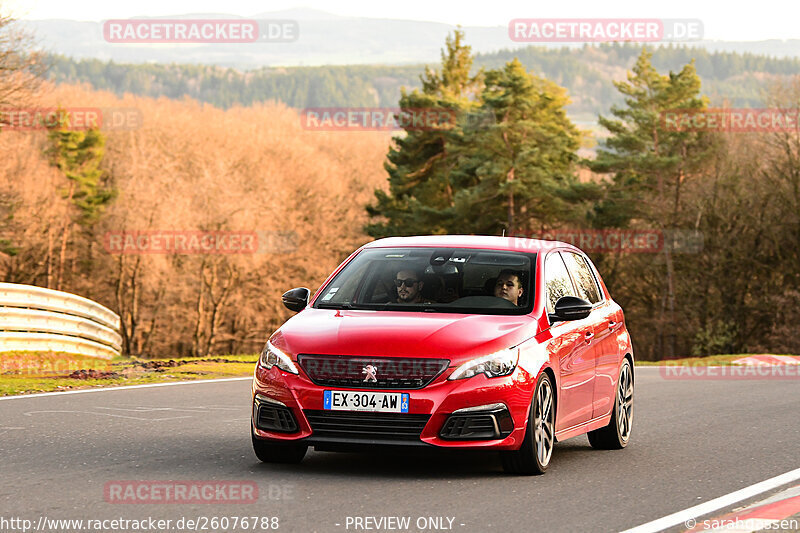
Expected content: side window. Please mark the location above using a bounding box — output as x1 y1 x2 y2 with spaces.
563 252 602 304
544 252 577 314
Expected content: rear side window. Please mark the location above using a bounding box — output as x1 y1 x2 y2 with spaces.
562 252 602 304
544 252 577 314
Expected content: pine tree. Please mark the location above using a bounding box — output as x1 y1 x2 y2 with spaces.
589 48 711 228
0 191 17 257
587 48 716 358
46 109 116 289
365 30 481 237
447 59 585 235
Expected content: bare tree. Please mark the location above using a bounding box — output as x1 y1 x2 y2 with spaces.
0 6 43 111
2 82 391 357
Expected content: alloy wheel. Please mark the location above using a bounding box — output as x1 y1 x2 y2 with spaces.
617 362 633 442
534 378 555 467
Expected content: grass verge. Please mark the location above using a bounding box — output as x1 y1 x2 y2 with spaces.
635 353 799 366
0 351 258 396
4 352 798 396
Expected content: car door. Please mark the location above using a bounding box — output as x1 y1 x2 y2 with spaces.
561 251 620 419
544 250 596 431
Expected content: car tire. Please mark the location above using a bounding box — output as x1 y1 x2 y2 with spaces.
501 372 555 475
251 430 308 464
588 358 633 450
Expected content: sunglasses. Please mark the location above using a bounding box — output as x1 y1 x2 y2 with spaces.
394 278 419 288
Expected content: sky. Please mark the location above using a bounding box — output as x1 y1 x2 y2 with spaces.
5 0 800 41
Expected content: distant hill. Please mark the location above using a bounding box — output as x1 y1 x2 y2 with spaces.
44 43 800 124
20 9 800 68
23 10 520 68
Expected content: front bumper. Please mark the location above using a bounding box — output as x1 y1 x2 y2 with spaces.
251 362 535 450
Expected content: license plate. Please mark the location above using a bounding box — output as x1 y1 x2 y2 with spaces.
323 390 409 413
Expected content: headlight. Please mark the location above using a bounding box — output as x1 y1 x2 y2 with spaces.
448 347 519 380
258 341 299 374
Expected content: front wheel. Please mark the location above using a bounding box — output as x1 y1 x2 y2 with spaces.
252 431 308 464
501 372 555 475
588 358 633 450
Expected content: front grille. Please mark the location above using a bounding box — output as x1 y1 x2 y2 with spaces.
255 403 299 433
298 355 449 389
304 410 430 442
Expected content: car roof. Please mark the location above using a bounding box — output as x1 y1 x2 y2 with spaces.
364 235 580 253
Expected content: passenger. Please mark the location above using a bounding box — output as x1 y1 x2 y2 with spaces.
494 269 524 306
394 269 425 304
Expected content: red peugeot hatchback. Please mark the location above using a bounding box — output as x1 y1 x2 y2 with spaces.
251 235 634 474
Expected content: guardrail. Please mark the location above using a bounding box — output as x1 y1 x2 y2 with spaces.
0 283 122 360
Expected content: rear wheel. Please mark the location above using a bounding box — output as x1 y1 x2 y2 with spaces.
501 372 555 475
252 430 308 464
588 358 633 450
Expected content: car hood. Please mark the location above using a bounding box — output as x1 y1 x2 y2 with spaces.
273 308 537 364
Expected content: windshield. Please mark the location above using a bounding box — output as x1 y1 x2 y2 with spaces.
314 247 536 315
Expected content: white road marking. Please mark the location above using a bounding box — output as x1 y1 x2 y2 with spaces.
753 484 800 506
620 466 800 533
94 405 240 412
0 377 252 401
22 409 195 421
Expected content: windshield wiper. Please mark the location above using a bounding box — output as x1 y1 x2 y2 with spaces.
316 302 353 310
357 302 452 312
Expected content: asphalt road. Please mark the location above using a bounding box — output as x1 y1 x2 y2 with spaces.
1 367 799 533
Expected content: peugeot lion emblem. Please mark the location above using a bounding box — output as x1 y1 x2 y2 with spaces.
362 364 378 382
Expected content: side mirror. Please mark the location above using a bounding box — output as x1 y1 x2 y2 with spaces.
282 287 310 313
551 295 592 322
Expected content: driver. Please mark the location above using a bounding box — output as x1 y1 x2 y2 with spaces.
394 269 425 304
494 269 524 306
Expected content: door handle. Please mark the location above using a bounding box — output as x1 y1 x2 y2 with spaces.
584 331 594 342
608 320 618 329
